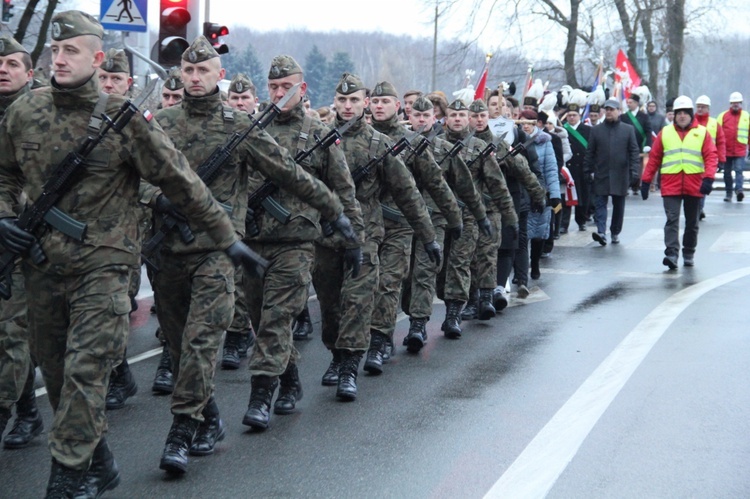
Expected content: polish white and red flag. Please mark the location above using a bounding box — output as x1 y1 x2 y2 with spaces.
613 49 641 100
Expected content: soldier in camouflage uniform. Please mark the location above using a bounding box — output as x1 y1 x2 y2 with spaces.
313 73 435 398
441 99 518 337
240 54 361 428
148 40 353 471
222 73 260 372
469 99 545 312
0 36 44 451
95 48 140 412
400 96 488 353
367 81 458 368
0 11 264 497
160 67 184 109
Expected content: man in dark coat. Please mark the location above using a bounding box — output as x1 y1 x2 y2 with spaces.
584 99 641 245
562 103 592 231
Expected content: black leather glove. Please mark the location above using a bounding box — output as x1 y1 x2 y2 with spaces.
424 240 442 267
531 201 545 213
225 241 269 278
154 194 187 222
344 247 362 278
699 178 713 195
447 223 463 240
640 182 650 200
330 213 357 243
0 218 36 255
245 207 260 237
476 218 492 237
548 197 562 209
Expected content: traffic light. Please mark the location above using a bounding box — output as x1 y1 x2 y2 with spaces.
2 0 14 23
156 0 191 66
203 22 229 55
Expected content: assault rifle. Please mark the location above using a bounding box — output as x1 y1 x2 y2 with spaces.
245 115 358 238
0 76 159 299
437 130 474 166
465 132 509 169
351 136 411 186
141 83 301 270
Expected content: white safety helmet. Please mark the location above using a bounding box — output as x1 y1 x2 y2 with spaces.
729 91 743 103
695 95 711 107
672 95 694 112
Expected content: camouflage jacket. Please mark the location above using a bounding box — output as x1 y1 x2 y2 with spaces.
445 127 518 226
476 127 545 206
146 90 345 252
259 102 362 248
0 85 28 120
0 75 237 274
427 133 487 222
336 114 434 246
371 114 461 229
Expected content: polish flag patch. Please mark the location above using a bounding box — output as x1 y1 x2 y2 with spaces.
142 110 153 122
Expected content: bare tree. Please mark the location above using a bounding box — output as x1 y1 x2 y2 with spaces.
664 0 685 99
12 0 42 44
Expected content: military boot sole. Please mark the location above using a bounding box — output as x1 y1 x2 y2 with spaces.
220 357 240 370
335 388 357 402
74 468 121 499
188 426 226 456
405 334 425 354
159 456 188 475
441 322 462 339
241 411 270 430
105 382 138 410
478 306 496 321
3 416 43 449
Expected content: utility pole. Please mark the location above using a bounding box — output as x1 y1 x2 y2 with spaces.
432 0 437 91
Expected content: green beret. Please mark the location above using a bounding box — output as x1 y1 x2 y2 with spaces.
50 10 103 41
268 55 303 80
335 73 365 95
371 81 398 98
182 36 219 64
411 96 434 112
447 99 468 112
164 67 183 91
101 48 130 74
468 99 488 113
0 36 28 57
229 73 254 94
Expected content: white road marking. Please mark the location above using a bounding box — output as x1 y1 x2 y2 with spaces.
617 271 681 280
484 266 750 499
627 228 667 250
537 268 591 275
709 232 750 254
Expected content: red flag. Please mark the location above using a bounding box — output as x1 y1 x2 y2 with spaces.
474 67 488 101
613 49 641 100
521 65 533 101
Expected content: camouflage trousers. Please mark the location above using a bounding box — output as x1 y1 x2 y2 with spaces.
25 264 130 470
313 240 379 352
470 212 504 289
153 251 235 421
444 213 479 302
227 265 254 336
370 222 414 340
0 266 30 411
403 225 446 319
245 241 313 377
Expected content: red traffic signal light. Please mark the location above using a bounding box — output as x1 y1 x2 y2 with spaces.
2 0 14 23
203 22 229 55
156 0 191 66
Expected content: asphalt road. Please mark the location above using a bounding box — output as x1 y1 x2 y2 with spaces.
2 190 749 498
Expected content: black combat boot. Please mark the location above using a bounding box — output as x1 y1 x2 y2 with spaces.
4 365 43 449
321 350 343 386
221 332 243 370
363 331 387 375
405 317 427 353
292 307 313 341
242 375 279 430
336 351 362 401
493 286 509 312
73 436 120 498
461 288 479 320
0 407 10 438
189 398 225 456
105 360 137 410
159 414 200 475
152 346 174 395
274 363 303 415
46 459 85 499
477 289 497 320
382 337 394 362
441 301 463 339
238 328 255 356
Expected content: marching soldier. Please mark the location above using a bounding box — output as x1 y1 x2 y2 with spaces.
0 12 264 496
226 73 258 115
160 67 184 109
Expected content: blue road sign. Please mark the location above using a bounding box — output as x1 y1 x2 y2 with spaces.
101 0 148 33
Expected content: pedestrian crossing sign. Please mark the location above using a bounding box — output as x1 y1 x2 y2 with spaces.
100 0 148 33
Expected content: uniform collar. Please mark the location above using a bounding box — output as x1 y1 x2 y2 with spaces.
336 113 366 135
445 126 470 143
274 101 306 124
51 73 99 110
0 85 29 116
370 113 400 135
181 87 223 117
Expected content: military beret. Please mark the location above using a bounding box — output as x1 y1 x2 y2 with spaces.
411 96 433 112
0 36 28 57
469 99 488 113
371 81 398 98
447 99 468 112
101 48 130 74
182 36 219 63
164 67 183 91
335 72 365 95
229 73 254 94
268 55 303 80
50 10 104 41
